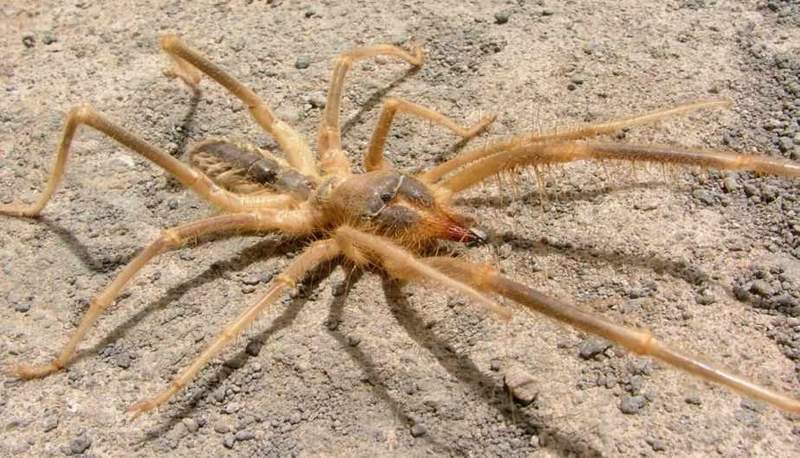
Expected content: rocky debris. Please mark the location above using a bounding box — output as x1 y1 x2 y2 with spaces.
578 339 612 360
69 433 92 455
504 366 539 406
619 395 647 414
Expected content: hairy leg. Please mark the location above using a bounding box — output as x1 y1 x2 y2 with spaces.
334 226 510 320
317 44 425 175
440 140 800 194
159 34 318 177
420 99 731 183
364 97 496 172
0 106 286 216
8 211 313 380
424 256 800 413
128 238 340 417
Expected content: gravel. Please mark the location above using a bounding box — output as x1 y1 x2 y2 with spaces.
69 434 91 455
578 339 612 360
619 395 647 414
294 56 311 69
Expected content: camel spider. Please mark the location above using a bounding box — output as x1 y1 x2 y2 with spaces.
3 34 800 419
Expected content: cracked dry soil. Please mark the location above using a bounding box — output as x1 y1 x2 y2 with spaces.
1 1 800 456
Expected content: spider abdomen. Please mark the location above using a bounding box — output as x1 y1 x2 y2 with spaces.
189 139 314 199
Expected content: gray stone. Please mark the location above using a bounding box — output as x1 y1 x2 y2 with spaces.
295 56 311 69
69 434 92 455
410 423 427 437
619 395 647 414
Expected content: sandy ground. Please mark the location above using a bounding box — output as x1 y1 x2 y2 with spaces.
1 1 800 456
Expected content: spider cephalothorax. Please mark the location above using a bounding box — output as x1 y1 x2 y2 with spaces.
4 34 800 420
317 171 483 247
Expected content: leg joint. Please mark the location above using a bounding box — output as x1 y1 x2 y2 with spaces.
636 331 655 355
383 97 402 110
159 34 181 52
275 274 297 289
160 228 184 248
70 105 95 122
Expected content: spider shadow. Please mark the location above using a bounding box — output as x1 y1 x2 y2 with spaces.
456 180 666 210
165 88 201 191
380 278 600 456
133 253 597 455
79 236 302 366
136 241 334 443
34 217 136 273
459 180 729 292
168 88 201 160
322 268 460 454
12 89 203 273
321 267 600 456
340 67 420 140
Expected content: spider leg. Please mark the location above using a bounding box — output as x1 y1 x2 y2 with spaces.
334 226 511 320
364 97 496 172
317 43 425 176
424 256 800 413
0 106 287 217
421 98 731 183
7 211 313 380
128 238 340 418
159 35 318 178
439 140 800 194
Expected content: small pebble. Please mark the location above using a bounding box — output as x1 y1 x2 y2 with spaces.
490 358 502 371
570 73 588 85
750 280 773 297
685 393 702 405
307 92 326 108
245 340 262 356
295 56 311 69
695 291 716 305
722 176 738 193
504 366 538 405
347 335 361 346
235 430 255 441
224 402 241 415
69 434 92 455
182 418 199 433
646 437 666 452
214 422 230 434
494 10 512 24
241 274 262 286
619 394 647 414
779 136 794 153
223 434 236 449
692 188 715 205
14 302 31 313
578 339 611 359
43 416 59 433
410 423 427 438
529 434 540 448
113 352 131 369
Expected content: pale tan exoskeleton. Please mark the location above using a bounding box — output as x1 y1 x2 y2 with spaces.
3 35 800 418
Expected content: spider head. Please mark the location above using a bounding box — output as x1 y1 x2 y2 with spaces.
322 171 484 247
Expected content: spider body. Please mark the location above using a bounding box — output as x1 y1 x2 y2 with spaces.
318 170 480 247
4 34 800 419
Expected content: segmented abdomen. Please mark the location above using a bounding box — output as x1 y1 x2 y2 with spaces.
189 139 314 200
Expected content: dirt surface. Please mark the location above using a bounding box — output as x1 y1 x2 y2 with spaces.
2 1 800 456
